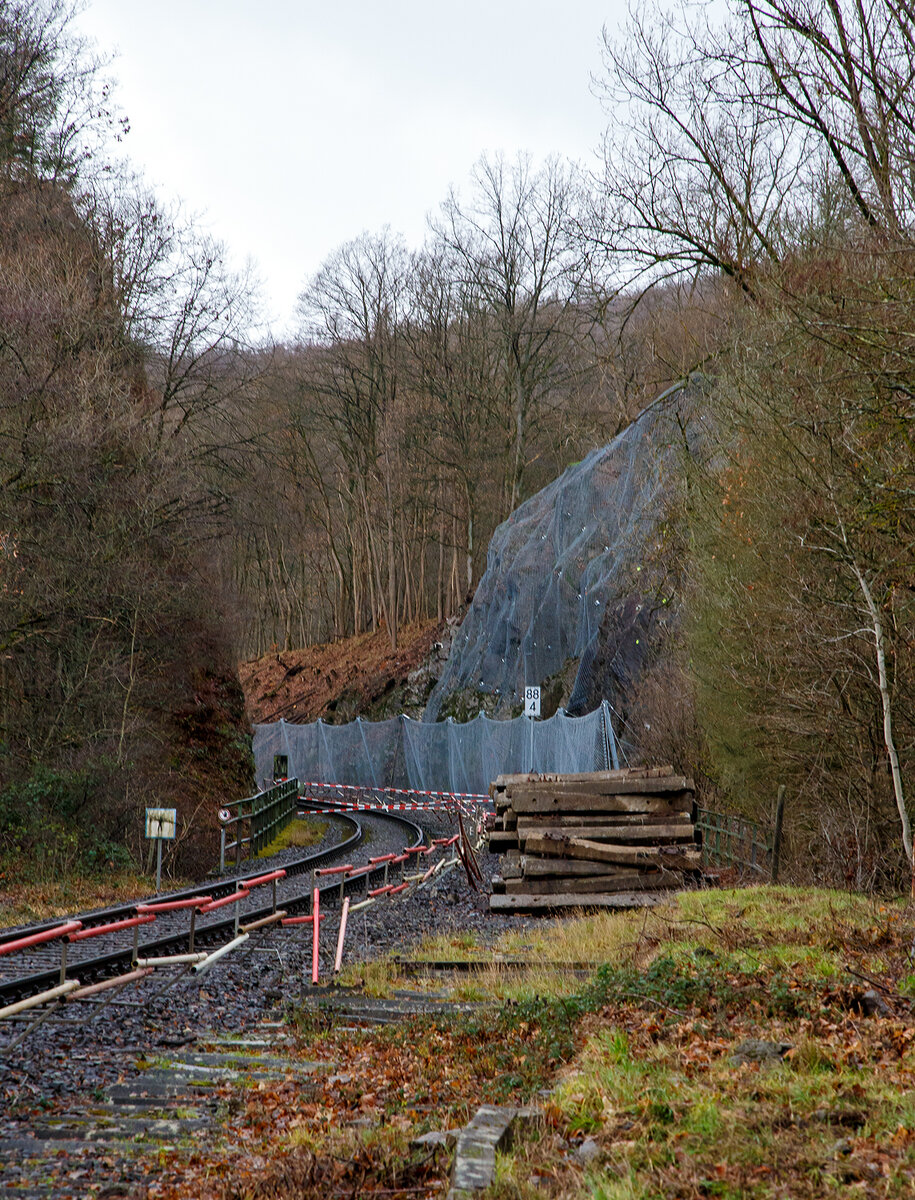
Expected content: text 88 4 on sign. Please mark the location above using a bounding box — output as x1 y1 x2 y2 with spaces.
524 686 541 717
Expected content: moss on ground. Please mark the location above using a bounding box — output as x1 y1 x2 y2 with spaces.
256 817 329 856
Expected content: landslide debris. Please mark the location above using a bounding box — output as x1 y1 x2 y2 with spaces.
240 616 461 726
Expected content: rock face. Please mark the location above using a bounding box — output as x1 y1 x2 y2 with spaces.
426 380 707 721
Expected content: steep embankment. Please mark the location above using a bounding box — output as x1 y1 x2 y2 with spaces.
426 379 709 723
0 178 252 879
241 380 709 741
239 617 460 726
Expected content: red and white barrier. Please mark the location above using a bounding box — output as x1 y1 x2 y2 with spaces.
0 980 82 1018
281 888 321 983
312 889 320 984
1 803 489 1026
197 888 250 913
334 897 350 974
136 896 210 914
0 922 82 955
193 933 249 974
242 869 287 887
67 968 153 1001
300 781 491 804
67 915 155 942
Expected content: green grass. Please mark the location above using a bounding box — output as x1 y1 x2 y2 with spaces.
146 884 915 1199
257 817 329 855
480 886 915 1198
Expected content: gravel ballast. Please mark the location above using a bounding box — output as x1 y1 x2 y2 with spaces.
0 810 529 1104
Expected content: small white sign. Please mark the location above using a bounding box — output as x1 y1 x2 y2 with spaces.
145 807 177 840
524 686 541 718
218 807 232 824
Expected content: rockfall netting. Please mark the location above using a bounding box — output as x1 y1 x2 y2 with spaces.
425 380 707 720
252 702 619 794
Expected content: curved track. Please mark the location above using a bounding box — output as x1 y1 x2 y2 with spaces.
0 808 425 1008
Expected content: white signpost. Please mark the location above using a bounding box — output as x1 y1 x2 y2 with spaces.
524 686 541 718
145 807 177 892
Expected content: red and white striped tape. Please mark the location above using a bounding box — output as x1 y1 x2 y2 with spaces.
299 781 491 804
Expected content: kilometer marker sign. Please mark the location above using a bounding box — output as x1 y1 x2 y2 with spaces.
524 686 541 717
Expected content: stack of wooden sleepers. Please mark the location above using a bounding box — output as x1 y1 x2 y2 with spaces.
488 766 701 912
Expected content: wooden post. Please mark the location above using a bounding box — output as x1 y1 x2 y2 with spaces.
771 785 786 883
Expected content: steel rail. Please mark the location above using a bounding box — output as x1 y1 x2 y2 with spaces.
0 810 424 1008
0 813 362 951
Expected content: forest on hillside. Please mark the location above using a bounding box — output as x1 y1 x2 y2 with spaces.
1 0 913 885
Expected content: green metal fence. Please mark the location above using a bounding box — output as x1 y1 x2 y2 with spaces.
219 778 299 873
696 807 772 876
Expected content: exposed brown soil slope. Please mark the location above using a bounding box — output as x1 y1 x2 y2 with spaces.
239 618 455 726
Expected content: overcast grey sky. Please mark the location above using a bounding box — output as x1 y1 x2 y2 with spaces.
75 1 627 335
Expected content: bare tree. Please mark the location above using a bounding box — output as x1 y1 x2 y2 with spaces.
0 0 122 186
594 0 809 294
433 154 595 516
595 0 915 294
738 0 915 237
595 1 915 879
297 231 409 648
403 245 501 596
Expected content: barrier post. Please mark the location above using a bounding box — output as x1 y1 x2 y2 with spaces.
312 888 320 985
189 907 197 953
59 941 68 985
334 897 349 974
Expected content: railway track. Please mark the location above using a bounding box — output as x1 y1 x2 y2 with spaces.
0 804 496 1199
0 807 428 1015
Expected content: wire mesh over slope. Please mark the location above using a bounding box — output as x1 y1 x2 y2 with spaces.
252 703 617 795
425 380 706 721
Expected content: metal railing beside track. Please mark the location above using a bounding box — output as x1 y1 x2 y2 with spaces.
0 780 491 1043
219 778 299 872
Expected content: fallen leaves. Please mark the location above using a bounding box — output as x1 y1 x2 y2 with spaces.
125 889 915 1199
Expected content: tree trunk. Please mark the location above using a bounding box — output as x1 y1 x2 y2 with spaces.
464 479 475 596
851 562 912 869
359 481 389 638
436 486 445 620
510 368 525 514
418 506 428 620
384 474 398 650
